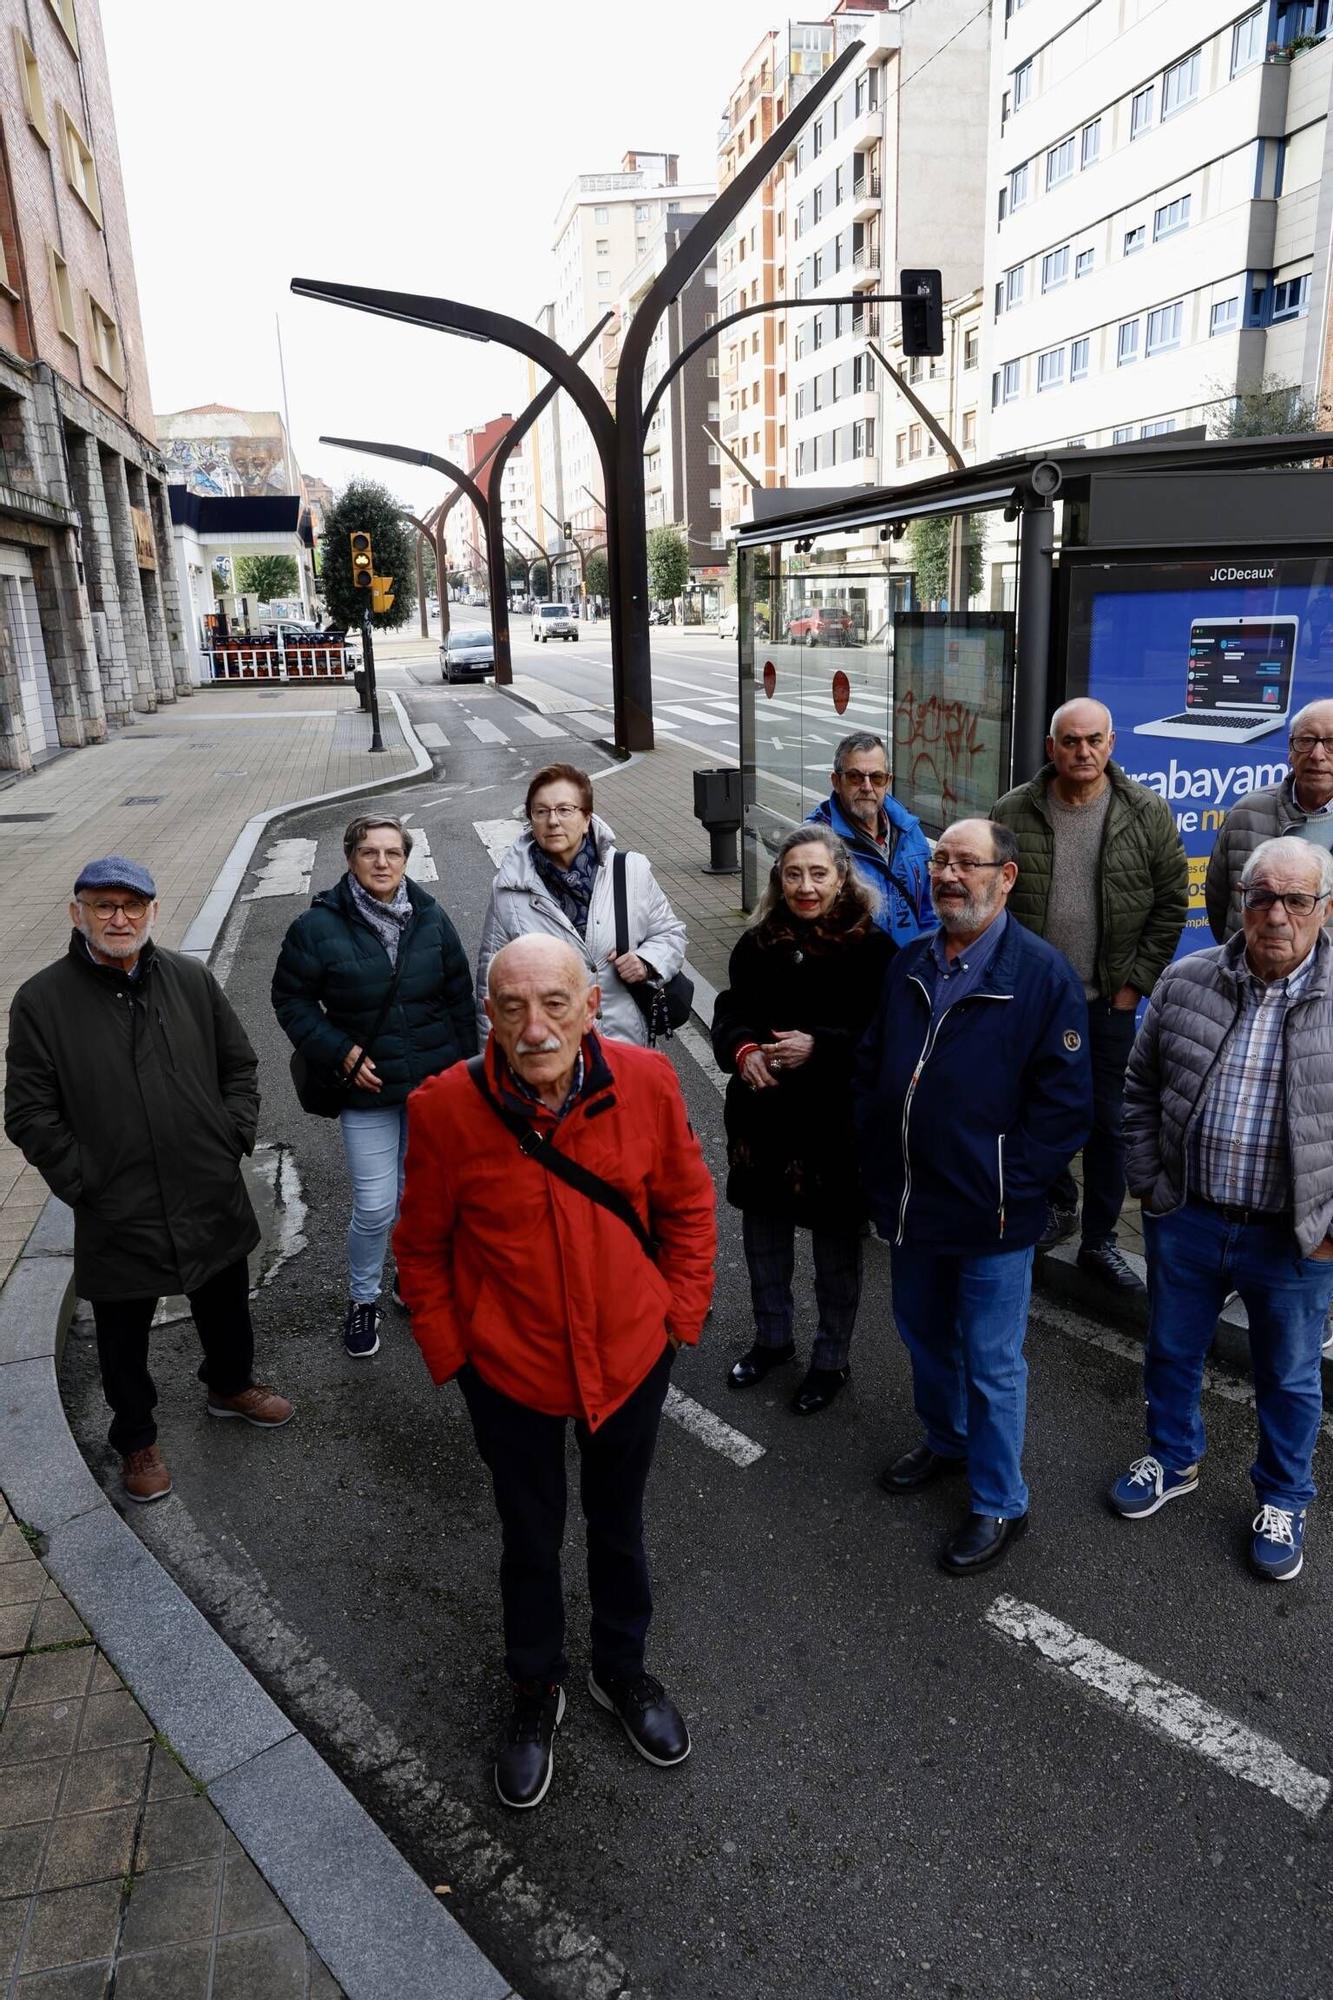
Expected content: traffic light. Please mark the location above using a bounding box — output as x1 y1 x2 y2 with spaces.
371 575 395 615
350 531 373 589
899 269 944 358
562 521 572 538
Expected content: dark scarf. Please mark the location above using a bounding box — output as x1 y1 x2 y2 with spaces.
532 831 599 936
348 874 413 964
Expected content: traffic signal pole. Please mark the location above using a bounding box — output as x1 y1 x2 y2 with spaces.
362 604 385 753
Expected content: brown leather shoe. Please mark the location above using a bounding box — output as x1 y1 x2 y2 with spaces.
121 1445 172 1505
206 1384 295 1428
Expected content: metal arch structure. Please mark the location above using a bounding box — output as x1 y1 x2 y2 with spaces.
292 35 861 750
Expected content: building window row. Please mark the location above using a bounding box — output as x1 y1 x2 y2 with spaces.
994 295 1187 404
794 416 875 476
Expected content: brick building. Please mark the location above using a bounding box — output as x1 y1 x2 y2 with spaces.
0 0 186 774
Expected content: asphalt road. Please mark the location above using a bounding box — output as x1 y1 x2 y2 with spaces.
59 669 1333 2000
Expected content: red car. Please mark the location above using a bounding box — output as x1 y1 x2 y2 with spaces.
787 607 853 646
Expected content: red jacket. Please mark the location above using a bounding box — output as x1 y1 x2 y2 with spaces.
394 1034 716 1428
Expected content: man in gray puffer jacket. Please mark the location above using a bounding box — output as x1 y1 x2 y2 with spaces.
1204 698 1333 941
1110 837 1333 1584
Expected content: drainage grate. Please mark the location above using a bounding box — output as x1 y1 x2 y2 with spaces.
0 813 54 822
121 795 164 805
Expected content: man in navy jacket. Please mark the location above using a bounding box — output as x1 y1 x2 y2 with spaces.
855 817 1091 1573
807 731 936 949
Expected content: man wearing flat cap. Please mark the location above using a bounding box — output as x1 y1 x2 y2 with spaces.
4 856 293 1504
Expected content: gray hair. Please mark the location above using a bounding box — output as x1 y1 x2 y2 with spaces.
1241 836 1333 901
1048 697 1113 740
832 731 887 774
1288 699 1333 742
343 813 414 860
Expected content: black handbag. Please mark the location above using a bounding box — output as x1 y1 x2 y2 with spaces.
289 940 409 1118
611 851 693 1046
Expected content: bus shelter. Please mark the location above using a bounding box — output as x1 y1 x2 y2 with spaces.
733 431 1333 945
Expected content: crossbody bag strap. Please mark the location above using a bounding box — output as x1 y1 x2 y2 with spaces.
465 1056 655 1259
342 930 410 1087
611 848 630 958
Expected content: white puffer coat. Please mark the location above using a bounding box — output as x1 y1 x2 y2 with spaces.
473 813 687 1046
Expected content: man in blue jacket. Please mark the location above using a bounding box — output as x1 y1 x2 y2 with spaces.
855 817 1091 1573
807 731 936 948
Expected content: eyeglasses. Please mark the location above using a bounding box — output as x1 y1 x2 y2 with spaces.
355 847 405 862
530 804 585 822
1291 734 1333 755
928 856 1007 875
79 897 149 921
839 769 889 789
1243 887 1330 916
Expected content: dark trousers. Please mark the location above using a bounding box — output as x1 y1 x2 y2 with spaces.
458 1343 674 1686
90 1258 255 1457
741 1211 863 1369
1049 998 1138 1247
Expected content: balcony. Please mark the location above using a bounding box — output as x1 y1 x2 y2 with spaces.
852 171 881 220
850 242 880 289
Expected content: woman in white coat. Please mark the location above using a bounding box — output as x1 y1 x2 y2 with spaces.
474 762 687 1045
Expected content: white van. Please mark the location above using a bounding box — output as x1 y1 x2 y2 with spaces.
531 602 578 643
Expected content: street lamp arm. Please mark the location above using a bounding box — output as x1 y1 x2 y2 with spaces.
867 339 965 473
321 437 488 520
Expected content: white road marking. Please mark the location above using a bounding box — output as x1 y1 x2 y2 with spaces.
505 675 593 714
985 1595 1331 1820
664 1385 765 1467
404 828 438 883
771 736 784 750
473 817 522 865
414 722 449 748
662 703 732 726
242 837 316 900
464 717 509 744
513 713 570 739
566 712 611 731
676 1023 728 1099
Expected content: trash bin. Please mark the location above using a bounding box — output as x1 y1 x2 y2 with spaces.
352 669 369 712
692 766 742 874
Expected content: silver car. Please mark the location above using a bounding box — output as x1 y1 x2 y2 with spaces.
440 627 495 684
531 602 578 642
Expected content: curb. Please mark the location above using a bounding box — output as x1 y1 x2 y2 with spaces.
1 688 519 2000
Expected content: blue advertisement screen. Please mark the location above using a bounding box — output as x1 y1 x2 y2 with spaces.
1066 556 1333 951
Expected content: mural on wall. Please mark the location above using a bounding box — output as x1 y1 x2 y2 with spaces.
156 408 293 499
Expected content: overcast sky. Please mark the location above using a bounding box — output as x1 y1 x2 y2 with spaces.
100 0 784 514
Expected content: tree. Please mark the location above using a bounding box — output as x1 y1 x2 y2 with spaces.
1209 373 1330 439
234 554 299 604
319 479 417 629
646 526 689 602
210 559 231 600
905 516 983 608
530 560 550 599
585 547 610 599
506 548 529 585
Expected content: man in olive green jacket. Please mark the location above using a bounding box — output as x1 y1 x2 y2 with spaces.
991 700 1188 1292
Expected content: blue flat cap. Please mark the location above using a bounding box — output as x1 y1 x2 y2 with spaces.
73 855 157 899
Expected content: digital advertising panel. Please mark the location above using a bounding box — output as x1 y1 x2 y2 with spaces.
1065 555 1333 951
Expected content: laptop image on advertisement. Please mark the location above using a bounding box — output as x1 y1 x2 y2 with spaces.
1133 615 1299 744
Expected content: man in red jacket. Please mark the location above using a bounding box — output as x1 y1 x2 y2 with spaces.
395 934 715 1809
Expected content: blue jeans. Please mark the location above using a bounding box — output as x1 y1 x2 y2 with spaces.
339 1105 409 1304
889 1243 1036 1517
1142 1201 1333 1509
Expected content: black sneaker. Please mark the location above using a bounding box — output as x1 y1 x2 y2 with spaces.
1077 1241 1146 1294
343 1300 380 1358
1038 1205 1078 1252
495 1681 565 1808
587 1668 690 1767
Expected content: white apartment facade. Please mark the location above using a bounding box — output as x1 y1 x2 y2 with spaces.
885 290 985 474
983 0 1333 456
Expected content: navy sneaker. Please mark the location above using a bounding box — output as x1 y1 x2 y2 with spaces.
1251 1504 1306 1582
1108 1454 1199 1518
343 1300 380 1358
495 1681 565 1809
588 1668 690 1767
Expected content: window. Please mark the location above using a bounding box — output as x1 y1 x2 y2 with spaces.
1113 425 1135 443
1075 248 1095 278
813 187 823 224
908 424 922 458
45 0 77 52
1140 420 1176 437
1070 336 1090 381
708 488 723 508
896 431 906 467
595 238 608 255
1002 360 1021 402
908 355 923 383
706 443 721 464
813 250 824 286
1117 319 1140 365
704 266 717 287
594 206 608 223
1131 86 1154 139
1146 301 1183 353
1124 225 1146 256
1037 347 1066 391
1154 195 1191 239
1232 8 1266 73
812 117 824 159
1046 137 1075 188
47 246 76 340
1009 162 1030 208
1081 119 1101 169
706 356 719 377
14 31 49 146
597 269 610 285
1013 61 1033 109
711 532 726 551
1162 50 1200 117
962 410 977 448
87 293 124 384
964 328 979 369
1042 246 1070 291
635 204 650 222
58 109 102 226
1005 265 1025 308
853 419 874 458
1271 273 1310 320
1210 295 1239 335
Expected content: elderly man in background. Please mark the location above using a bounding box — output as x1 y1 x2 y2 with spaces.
5 857 293 1506
807 730 936 948
856 819 1091 1575
992 698 1188 1292
1112 837 1333 1583
395 935 715 1809
1205 698 1333 941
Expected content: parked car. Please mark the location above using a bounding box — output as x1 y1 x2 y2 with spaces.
787 607 853 646
531 602 578 642
441 627 495 684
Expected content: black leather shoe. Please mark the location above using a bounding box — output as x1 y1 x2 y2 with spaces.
1077 1242 1146 1294
790 1365 850 1414
494 1681 564 1809
877 1443 967 1494
728 1341 796 1389
1038 1205 1078 1251
588 1669 690 1767
939 1511 1028 1575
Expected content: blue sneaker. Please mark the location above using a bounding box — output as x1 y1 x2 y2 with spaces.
343 1300 381 1358
1108 1454 1199 1518
1251 1504 1306 1582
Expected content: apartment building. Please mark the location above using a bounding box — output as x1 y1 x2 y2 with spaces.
784 0 991 494
443 413 510 591
983 0 1333 456
885 290 985 474
0 0 188 773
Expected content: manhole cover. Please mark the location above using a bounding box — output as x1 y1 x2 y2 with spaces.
0 813 54 822
121 795 164 805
